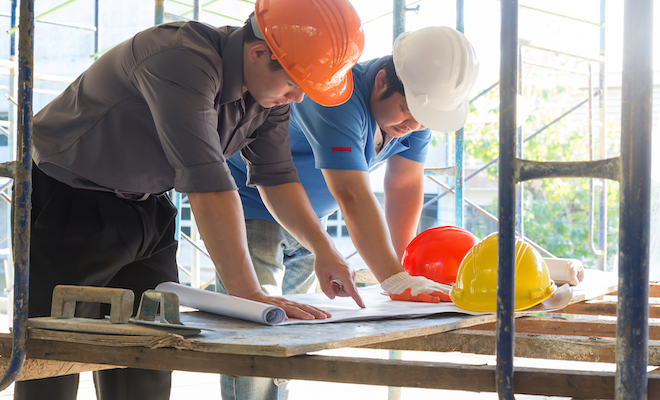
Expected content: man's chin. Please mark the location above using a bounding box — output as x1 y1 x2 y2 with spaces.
385 127 408 138
258 100 278 108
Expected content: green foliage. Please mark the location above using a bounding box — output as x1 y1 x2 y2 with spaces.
462 69 620 269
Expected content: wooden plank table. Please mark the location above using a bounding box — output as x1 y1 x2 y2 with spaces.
2 270 658 399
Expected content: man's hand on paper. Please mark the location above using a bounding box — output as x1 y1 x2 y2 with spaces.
314 256 366 309
381 271 452 303
248 291 332 320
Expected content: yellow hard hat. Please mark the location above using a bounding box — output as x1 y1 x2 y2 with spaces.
450 233 556 312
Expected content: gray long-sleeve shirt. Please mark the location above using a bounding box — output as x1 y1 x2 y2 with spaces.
33 21 298 199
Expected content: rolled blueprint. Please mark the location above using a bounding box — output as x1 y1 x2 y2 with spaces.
155 282 286 325
543 258 585 286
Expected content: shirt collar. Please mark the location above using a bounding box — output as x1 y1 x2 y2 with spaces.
219 25 246 105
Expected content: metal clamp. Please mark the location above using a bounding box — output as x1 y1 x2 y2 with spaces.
135 290 182 325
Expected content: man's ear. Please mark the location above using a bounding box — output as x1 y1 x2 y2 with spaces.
246 43 272 64
373 69 389 96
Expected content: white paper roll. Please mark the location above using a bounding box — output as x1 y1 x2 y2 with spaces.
155 282 286 325
543 258 585 286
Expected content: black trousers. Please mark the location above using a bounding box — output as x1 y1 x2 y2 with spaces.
14 165 179 400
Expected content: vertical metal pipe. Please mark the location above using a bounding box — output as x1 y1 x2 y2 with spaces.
191 213 200 289
9 0 16 58
94 0 99 59
454 0 465 227
587 64 602 257
497 0 518 398
515 46 523 239
8 0 17 154
0 0 34 390
393 0 405 41
155 0 164 25
597 0 608 271
387 350 402 400
455 130 464 227
615 0 652 398
390 2 406 399
172 191 181 242
6 0 18 260
193 0 201 21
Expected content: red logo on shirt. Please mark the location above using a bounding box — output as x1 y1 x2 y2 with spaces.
331 147 351 152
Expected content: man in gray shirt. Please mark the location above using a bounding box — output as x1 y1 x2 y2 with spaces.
16 1 365 399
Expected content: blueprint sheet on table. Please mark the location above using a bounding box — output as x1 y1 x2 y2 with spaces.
278 283 573 325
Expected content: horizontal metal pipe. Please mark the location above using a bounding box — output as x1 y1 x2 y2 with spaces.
0 161 16 179
516 157 620 183
424 166 456 177
521 42 605 63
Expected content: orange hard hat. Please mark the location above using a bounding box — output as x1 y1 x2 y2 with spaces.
254 0 365 107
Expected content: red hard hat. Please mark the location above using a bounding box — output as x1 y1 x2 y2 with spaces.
402 226 479 284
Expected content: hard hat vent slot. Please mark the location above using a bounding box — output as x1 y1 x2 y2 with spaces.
529 288 544 300
415 93 429 106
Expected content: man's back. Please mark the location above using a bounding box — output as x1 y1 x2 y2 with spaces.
33 22 229 196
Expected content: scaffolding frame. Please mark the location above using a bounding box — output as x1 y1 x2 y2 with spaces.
497 1 651 399
0 0 653 398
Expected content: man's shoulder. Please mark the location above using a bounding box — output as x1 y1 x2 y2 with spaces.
353 56 389 78
133 21 238 57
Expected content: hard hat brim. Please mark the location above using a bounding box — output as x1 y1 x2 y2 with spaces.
404 84 469 132
296 70 355 107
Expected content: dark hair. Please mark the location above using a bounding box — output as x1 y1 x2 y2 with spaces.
378 56 405 101
243 14 284 72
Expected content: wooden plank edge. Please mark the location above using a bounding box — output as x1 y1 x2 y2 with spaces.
0 358 122 381
545 300 660 318
466 316 660 340
19 314 502 358
361 329 660 365
3 338 659 399
612 282 660 298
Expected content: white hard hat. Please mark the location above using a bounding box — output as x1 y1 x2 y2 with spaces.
393 26 479 132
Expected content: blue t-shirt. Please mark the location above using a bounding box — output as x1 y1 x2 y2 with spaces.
228 57 431 224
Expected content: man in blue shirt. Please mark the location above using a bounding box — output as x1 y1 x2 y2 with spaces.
222 26 479 400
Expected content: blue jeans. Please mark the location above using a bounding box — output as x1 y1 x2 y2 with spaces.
216 219 316 400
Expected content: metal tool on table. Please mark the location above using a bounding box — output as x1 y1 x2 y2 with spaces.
29 285 201 336
130 289 205 334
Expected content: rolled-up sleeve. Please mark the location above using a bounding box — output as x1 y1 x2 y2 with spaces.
241 105 299 188
132 47 237 193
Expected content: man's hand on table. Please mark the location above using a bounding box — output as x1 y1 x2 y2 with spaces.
247 291 332 320
381 271 452 303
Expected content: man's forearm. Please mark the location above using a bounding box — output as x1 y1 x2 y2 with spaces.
258 182 364 307
385 189 423 261
188 190 355 317
187 191 263 298
384 156 425 261
323 169 404 282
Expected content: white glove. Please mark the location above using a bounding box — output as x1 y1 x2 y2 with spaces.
381 271 452 303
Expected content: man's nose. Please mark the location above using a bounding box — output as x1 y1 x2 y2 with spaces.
407 118 423 131
288 87 305 103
